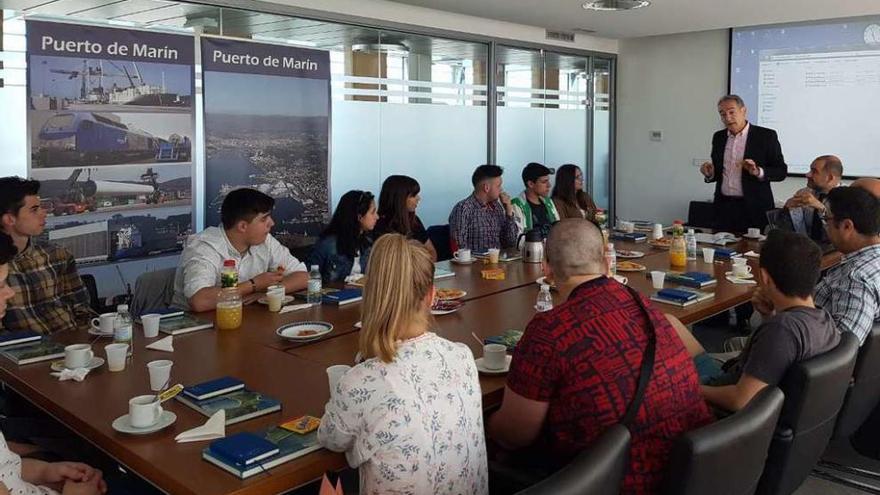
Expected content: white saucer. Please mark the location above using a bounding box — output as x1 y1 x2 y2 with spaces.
451 257 475 265
50 357 105 372
112 411 176 435
257 295 294 305
88 328 114 337
475 355 512 375
725 271 754 279
431 306 463 316
616 250 646 259
743 234 766 240
276 321 333 341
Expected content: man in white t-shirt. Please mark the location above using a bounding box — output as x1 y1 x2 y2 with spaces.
172 188 308 311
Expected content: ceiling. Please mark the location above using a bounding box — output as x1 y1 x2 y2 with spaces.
384 0 880 39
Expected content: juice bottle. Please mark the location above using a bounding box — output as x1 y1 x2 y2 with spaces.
221 260 238 288
216 287 242 330
669 220 687 268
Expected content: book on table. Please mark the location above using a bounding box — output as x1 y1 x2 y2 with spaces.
176 386 281 425
202 425 321 479
483 330 523 351
0 330 42 347
157 314 213 336
135 307 185 323
650 288 715 308
0 339 65 365
434 267 455 280
659 271 717 289
182 376 245 401
321 288 362 306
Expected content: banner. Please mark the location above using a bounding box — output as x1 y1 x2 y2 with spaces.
200 36 331 248
26 20 195 264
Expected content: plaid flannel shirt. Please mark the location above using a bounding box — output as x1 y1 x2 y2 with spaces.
448 194 519 253
815 244 880 345
1 240 94 335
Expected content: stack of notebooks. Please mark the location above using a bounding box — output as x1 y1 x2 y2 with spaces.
177 377 281 425
650 288 715 308
202 424 321 478
713 248 739 260
293 288 363 306
611 232 648 243
0 332 64 365
155 314 213 336
659 271 717 289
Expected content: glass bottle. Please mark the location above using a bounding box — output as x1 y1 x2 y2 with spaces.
605 242 617 276
685 228 698 261
670 220 687 268
216 288 242 330
307 265 323 304
114 304 133 357
221 259 238 288
536 284 553 312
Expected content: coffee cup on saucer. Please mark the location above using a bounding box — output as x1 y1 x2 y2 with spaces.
64 344 93 369
129 395 162 428
454 249 472 263
482 344 507 370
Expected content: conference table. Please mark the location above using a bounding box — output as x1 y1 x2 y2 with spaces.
0 237 841 494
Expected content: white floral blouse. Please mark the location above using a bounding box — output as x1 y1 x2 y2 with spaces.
318 332 488 495
0 433 57 495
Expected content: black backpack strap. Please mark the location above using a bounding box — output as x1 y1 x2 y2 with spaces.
621 285 657 427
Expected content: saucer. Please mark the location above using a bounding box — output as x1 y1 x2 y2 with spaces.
476 355 512 375
276 321 333 341
257 295 294 305
743 234 766 240
88 328 114 337
451 257 475 265
725 271 754 280
112 411 176 435
50 357 105 372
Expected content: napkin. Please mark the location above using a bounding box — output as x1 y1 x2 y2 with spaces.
744 251 760 259
175 410 225 443
145 336 174 352
280 303 314 314
726 275 757 285
51 368 90 382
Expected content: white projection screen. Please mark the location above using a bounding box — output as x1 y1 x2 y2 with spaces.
731 18 880 177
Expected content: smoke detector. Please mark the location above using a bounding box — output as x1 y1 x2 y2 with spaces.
583 0 650 11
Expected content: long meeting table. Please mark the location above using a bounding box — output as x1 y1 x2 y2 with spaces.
0 237 842 494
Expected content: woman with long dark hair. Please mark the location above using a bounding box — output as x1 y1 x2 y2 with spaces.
552 164 598 221
308 190 378 283
374 175 438 261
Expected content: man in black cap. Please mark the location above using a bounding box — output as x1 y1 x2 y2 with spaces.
511 162 559 240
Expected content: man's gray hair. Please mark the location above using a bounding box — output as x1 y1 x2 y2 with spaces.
717 94 745 108
546 219 606 280
816 155 843 178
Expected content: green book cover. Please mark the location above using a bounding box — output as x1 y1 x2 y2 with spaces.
158 314 213 335
176 388 281 425
0 339 65 365
484 330 523 351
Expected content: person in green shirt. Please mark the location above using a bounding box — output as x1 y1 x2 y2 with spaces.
511 162 560 241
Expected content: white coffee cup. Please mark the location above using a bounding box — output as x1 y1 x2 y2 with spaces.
105 343 129 372
650 271 666 290
129 395 163 428
732 256 748 266
482 343 507 370
733 264 753 278
64 344 93 369
147 360 173 392
653 223 664 240
326 365 352 396
141 314 161 339
702 248 716 264
747 227 761 238
90 312 117 334
266 285 285 312
454 249 472 262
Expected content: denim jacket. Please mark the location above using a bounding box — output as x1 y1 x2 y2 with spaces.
307 235 371 283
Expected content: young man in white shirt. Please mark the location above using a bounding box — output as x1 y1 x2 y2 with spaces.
172 188 308 312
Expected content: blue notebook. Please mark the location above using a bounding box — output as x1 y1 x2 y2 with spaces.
0 330 41 348
209 432 279 466
322 288 363 306
183 377 245 401
714 248 738 259
202 426 321 479
663 271 717 288
611 232 648 243
657 288 698 302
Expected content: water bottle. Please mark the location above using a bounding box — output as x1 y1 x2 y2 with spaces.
351 255 362 278
605 243 617 276
685 229 698 261
536 284 553 312
307 265 323 304
114 304 133 357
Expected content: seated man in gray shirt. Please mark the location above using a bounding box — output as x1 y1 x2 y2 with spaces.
669 230 840 411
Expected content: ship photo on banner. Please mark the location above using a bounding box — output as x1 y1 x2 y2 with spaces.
25 20 195 265
200 36 331 251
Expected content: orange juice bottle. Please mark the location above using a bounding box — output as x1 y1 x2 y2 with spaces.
216 287 242 330
669 220 687 268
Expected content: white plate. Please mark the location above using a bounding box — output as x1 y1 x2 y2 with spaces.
88 328 114 337
431 305 463 316
725 271 755 280
276 321 333 341
112 411 176 435
257 295 294 305
50 357 105 372
436 290 467 301
451 257 475 265
616 250 645 259
742 234 766 240
475 355 512 375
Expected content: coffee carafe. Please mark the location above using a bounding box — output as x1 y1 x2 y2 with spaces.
520 228 544 264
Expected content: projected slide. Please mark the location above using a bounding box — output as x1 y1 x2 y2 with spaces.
732 19 880 177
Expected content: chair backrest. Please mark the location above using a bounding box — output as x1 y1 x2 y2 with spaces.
130 268 177 317
834 323 880 438
426 224 452 261
517 424 630 495
79 274 102 313
756 332 859 495
662 386 784 495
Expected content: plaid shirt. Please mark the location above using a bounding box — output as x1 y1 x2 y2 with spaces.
2 240 93 335
815 243 880 345
448 194 519 253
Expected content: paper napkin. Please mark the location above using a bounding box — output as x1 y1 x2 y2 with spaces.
174 410 225 443
51 368 90 382
145 336 174 352
744 251 760 259
280 303 314 314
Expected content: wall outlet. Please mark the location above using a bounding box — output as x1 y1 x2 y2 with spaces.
650 130 663 142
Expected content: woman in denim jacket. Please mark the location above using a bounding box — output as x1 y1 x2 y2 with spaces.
309 190 378 283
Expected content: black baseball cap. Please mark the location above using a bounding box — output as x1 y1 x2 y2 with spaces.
522 162 555 185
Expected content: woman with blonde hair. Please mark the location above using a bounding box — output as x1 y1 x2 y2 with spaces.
318 234 488 494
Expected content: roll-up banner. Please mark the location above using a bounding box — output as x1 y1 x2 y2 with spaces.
200 36 331 249
26 20 195 265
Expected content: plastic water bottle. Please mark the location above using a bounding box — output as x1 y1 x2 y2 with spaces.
114 304 133 357
536 284 553 312
685 229 698 261
351 256 362 278
605 243 617 276
307 265 323 304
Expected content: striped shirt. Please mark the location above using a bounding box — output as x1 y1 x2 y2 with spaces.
448 194 519 253
2 240 93 335
814 244 880 345
721 123 749 197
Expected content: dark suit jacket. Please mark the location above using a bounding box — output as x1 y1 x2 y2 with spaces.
708 123 787 227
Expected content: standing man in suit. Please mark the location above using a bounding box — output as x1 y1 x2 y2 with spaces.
699 95 788 233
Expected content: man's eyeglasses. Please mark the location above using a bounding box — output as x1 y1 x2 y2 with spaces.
820 210 834 227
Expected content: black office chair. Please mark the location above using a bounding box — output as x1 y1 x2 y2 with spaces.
516 425 630 495
79 274 103 314
662 386 784 495
426 224 452 261
756 332 859 495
